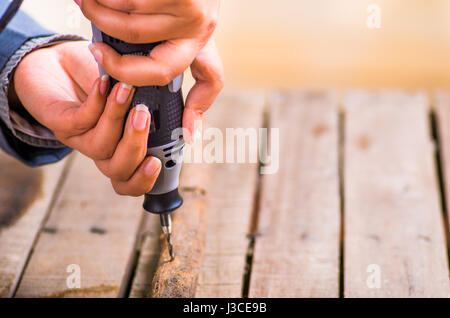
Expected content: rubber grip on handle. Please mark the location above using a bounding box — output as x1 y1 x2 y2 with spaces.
93 31 184 148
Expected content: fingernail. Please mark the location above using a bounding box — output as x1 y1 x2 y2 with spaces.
99 75 109 96
145 158 161 176
133 104 149 131
88 43 103 64
116 83 132 104
74 0 81 6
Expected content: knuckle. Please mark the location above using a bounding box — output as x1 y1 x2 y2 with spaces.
91 145 114 160
188 7 217 37
206 15 218 34
125 135 147 152
98 0 137 12
155 68 174 86
194 8 207 26
141 180 156 195
122 0 138 12
109 170 131 182
106 109 125 122
213 71 225 92
143 185 154 195
111 182 128 196
184 0 197 11
112 183 144 197
72 121 92 133
81 0 98 23
122 23 141 43
69 113 95 133
185 1 206 26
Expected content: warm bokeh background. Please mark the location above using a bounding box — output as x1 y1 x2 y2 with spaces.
20 0 450 90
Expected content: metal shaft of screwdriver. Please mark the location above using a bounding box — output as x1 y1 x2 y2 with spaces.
160 213 175 261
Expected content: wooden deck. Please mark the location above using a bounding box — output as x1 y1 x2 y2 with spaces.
1 90 450 298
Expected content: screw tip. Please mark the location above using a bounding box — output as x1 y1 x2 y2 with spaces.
167 233 175 262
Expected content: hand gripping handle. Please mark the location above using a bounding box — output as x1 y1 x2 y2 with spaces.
91 26 184 148
92 25 185 214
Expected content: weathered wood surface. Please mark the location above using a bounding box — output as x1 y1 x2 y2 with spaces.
0 154 68 297
249 91 341 297
130 91 265 297
343 91 450 297
128 213 161 298
150 188 208 297
4 90 450 298
15 153 144 297
192 92 265 297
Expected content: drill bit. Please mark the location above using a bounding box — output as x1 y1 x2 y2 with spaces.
166 233 174 261
160 213 175 261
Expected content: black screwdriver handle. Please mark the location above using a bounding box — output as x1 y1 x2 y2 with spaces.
91 28 184 148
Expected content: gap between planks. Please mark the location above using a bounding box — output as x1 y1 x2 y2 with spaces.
431 93 450 277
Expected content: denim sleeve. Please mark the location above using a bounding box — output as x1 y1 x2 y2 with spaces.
0 0 84 167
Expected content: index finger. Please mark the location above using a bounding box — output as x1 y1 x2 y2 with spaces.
90 39 198 86
81 0 180 43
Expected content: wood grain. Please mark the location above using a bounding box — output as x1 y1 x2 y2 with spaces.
150 188 208 297
0 153 68 297
129 91 266 297
249 91 341 297
192 92 265 297
15 153 144 297
343 91 450 297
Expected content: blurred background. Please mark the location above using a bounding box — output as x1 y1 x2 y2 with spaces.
20 0 450 91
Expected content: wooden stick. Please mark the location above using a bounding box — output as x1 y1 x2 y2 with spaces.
150 188 208 298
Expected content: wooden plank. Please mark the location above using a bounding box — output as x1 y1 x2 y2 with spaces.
129 91 265 297
249 91 341 298
344 91 450 297
191 92 265 297
15 153 144 297
434 93 450 226
150 188 208 297
128 214 161 298
433 92 450 274
0 153 68 297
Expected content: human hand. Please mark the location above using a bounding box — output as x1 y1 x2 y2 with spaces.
75 0 224 142
13 41 161 196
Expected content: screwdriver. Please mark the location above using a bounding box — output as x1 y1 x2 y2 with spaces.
91 25 186 261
